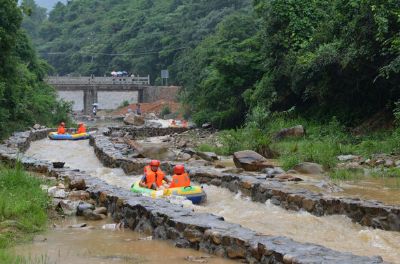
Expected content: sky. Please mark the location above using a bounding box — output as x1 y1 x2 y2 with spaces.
35 0 67 10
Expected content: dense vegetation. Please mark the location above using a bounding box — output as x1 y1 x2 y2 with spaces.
0 164 49 262
0 0 71 139
29 0 400 129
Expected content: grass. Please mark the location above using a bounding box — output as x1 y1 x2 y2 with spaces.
0 163 49 263
202 114 400 176
329 169 364 181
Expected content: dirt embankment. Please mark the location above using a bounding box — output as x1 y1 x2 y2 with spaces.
113 100 182 117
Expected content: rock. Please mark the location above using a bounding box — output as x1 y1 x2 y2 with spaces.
385 159 395 167
59 200 81 215
177 152 192 161
83 209 105 221
33 124 41 130
48 186 67 199
233 150 272 171
145 120 163 128
202 123 212 129
182 148 196 156
93 207 107 215
124 113 145 126
274 125 305 140
263 167 285 178
52 161 65 168
68 223 87 228
222 168 244 174
102 223 124 230
337 155 360 162
395 160 400 167
68 179 86 190
274 174 303 182
77 202 95 216
293 162 324 174
214 164 225 169
196 152 218 162
184 256 209 263
68 190 90 201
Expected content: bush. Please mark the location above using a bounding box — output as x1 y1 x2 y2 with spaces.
118 100 130 109
160 105 171 117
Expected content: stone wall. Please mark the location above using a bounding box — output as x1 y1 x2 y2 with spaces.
90 132 400 232
106 126 188 138
142 86 180 103
0 129 386 264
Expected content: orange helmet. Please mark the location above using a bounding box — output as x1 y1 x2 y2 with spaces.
149 160 160 167
173 164 185 175
60 122 65 126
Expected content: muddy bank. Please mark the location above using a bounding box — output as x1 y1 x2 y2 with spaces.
89 131 400 232
0 129 386 263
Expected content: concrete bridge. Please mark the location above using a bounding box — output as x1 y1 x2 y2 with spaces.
47 76 151 114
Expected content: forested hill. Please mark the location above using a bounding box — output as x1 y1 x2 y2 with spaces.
28 0 400 129
32 0 252 82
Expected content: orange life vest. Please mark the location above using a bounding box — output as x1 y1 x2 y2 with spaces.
77 125 86 134
144 165 165 188
169 173 190 188
57 126 66 134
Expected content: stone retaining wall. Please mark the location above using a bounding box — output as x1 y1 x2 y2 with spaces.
0 129 386 263
90 132 400 232
106 126 188 138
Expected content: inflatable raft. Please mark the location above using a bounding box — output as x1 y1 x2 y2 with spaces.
130 181 206 204
48 132 90 140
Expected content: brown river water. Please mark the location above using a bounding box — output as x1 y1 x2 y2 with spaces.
25 139 400 263
13 217 234 264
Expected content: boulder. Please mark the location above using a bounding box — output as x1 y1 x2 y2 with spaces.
337 155 360 162
274 125 305 140
196 151 218 162
233 150 272 171
48 186 67 199
76 202 95 216
293 162 324 174
33 124 41 130
124 113 145 126
83 209 105 221
68 190 90 201
68 179 86 190
145 120 163 128
93 207 107 215
58 200 81 215
202 123 212 129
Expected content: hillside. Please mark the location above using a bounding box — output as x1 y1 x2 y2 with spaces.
33 0 252 84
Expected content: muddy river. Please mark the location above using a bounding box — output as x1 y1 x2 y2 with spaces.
25 139 400 263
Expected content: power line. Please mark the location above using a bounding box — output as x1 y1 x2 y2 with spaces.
38 46 188 57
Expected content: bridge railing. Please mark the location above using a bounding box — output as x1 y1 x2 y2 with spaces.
46 76 150 85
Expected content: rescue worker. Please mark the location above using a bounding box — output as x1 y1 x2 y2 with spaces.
76 123 86 134
169 164 190 188
139 160 170 190
57 122 66 134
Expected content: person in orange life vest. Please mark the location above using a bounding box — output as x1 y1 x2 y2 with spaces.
169 164 190 188
181 120 188 128
76 123 86 134
139 160 170 190
57 122 66 134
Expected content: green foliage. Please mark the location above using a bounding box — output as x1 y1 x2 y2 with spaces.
329 169 363 181
0 0 72 139
0 164 48 262
160 105 171 117
118 100 129 109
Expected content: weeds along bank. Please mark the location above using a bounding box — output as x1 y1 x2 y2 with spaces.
0 164 49 262
198 113 400 179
